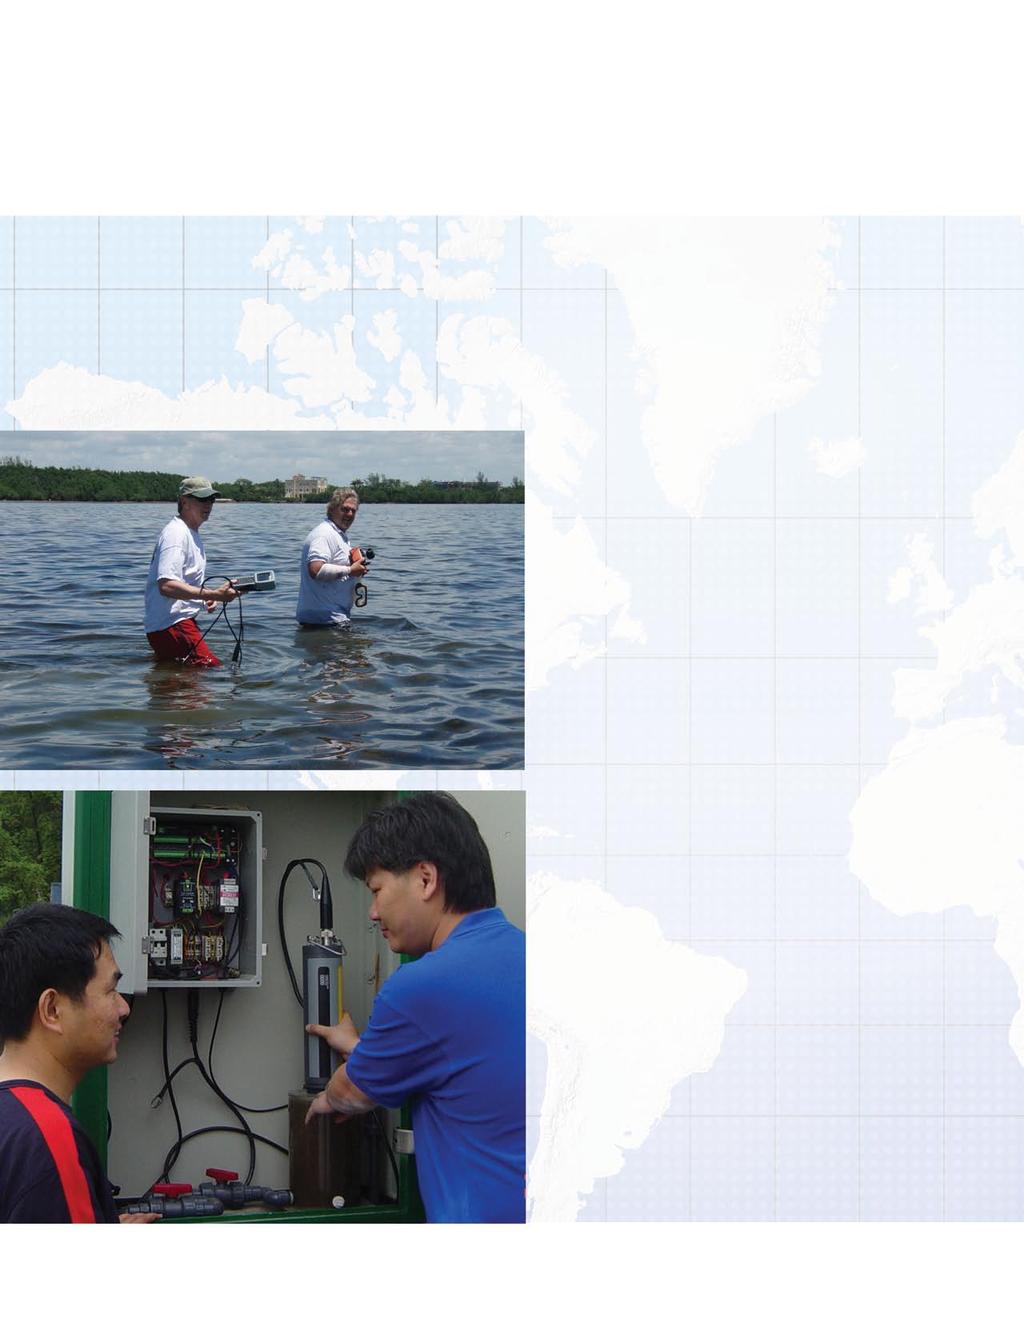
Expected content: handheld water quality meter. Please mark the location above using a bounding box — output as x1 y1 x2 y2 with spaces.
303 935 346 1091
276 858 347 1092
227 571 276 593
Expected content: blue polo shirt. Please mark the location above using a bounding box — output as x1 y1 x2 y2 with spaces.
346 907 525 1223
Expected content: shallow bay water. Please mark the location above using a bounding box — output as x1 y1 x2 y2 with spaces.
0 502 523 770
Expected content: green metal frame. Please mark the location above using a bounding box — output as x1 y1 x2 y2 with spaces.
69 788 426 1224
69 791 112 1166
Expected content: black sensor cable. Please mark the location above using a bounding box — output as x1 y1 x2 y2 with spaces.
179 574 246 666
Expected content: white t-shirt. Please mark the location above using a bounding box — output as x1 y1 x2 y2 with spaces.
144 516 207 633
295 518 356 625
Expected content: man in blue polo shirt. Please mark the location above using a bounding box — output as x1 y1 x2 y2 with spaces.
305 792 525 1223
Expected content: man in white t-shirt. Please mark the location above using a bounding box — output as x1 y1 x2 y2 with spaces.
144 476 239 666
295 488 370 627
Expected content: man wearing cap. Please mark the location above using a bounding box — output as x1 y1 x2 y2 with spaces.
143 476 239 667
295 487 370 628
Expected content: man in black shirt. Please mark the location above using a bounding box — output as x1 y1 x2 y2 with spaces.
0 903 155 1223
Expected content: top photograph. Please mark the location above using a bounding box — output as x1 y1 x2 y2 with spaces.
0 427 523 770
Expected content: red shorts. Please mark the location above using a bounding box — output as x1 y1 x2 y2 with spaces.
146 617 221 667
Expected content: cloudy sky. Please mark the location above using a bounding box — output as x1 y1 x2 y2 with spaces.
3 431 524 485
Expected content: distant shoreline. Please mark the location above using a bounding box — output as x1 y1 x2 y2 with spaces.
0 460 524 505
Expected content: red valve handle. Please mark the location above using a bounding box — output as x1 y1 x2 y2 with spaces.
205 1167 239 1182
153 1182 193 1196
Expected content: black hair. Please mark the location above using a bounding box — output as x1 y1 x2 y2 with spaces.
0 903 120 1044
345 793 496 913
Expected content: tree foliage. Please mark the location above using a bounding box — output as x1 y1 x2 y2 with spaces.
0 459 181 502
0 460 524 504
0 793 62 922
348 474 523 504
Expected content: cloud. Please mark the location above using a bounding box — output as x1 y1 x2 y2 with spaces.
6 363 336 431
2 425 525 484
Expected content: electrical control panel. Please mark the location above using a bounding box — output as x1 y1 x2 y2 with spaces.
146 807 262 989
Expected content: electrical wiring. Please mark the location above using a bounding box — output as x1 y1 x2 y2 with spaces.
157 991 185 1183
151 1054 201 1104
141 839 402 1209
158 1125 288 1184
207 990 287 1115
151 994 285 1188
227 833 245 968
185 991 257 1183
148 824 242 980
147 993 256 1185
137 820 293 1197
226 878 243 960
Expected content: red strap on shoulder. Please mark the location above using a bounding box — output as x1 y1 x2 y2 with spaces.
11 1086 97 1223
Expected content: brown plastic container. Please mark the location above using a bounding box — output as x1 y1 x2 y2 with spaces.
288 1089 365 1210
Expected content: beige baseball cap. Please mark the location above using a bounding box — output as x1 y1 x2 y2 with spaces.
178 476 221 499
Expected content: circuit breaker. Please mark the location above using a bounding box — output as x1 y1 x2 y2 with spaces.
145 807 263 989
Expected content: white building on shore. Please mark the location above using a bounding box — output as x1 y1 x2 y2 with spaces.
285 473 329 499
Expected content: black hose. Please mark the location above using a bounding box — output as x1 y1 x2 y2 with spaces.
179 575 246 666
152 995 285 1189
151 1054 201 1105
186 991 257 1183
158 1125 288 1185
157 991 185 1183
277 858 332 1008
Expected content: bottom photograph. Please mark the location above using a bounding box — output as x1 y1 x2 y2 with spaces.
0 788 525 1224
